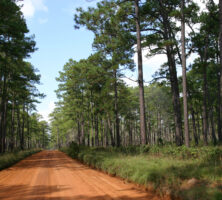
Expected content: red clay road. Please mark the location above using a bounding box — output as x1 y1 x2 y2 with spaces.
0 151 168 200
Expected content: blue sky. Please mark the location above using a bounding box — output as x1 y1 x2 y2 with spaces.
19 0 102 120
18 0 216 121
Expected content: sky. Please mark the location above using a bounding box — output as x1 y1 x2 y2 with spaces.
18 0 218 122
18 0 101 121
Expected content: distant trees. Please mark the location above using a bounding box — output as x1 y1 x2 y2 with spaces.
50 0 222 148
0 0 48 152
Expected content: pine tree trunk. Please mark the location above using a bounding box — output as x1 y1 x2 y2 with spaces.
0 74 8 153
26 106 30 149
203 40 209 145
107 116 115 146
77 120 81 145
87 119 90 147
80 92 85 145
219 0 222 143
17 106 23 150
21 105 25 150
129 120 133 145
2 101 8 153
134 119 137 145
10 101 15 151
197 112 200 140
147 110 151 143
159 0 183 146
114 69 120 147
209 108 217 145
57 127 59 149
101 119 104 147
134 0 147 145
156 111 159 141
167 48 183 146
42 125 45 149
217 75 222 142
104 120 108 147
81 117 85 145
181 0 190 147
95 115 99 146
190 107 198 145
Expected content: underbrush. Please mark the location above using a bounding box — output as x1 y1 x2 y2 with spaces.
61 143 222 200
0 149 41 170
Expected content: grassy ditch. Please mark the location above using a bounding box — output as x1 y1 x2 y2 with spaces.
0 149 41 170
61 143 222 200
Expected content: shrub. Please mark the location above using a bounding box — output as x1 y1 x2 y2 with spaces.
0 149 41 170
67 142 80 158
62 145 222 200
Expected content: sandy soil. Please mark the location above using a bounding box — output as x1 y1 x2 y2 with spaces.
0 150 169 200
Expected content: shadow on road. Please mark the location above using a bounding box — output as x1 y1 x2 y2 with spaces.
0 184 156 200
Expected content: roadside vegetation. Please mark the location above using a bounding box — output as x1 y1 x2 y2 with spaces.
62 144 222 200
0 149 41 170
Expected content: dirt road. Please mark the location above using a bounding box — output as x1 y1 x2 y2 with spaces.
0 151 166 200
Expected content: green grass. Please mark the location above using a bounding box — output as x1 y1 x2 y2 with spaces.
61 144 222 200
0 149 41 170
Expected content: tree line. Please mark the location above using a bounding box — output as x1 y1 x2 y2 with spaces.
50 0 222 148
0 0 49 153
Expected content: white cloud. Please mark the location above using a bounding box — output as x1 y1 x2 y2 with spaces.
121 77 138 87
132 48 167 83
17 0 48 18
134 47 167 69
38 101 55 122
193 0 219 12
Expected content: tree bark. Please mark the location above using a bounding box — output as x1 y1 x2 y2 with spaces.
202 39 209 145
107 116 115 146
209 108 217 145
42 125 45 149
10 101 15 151
81 117 85 145
17 106 23 150
95 115 99 146
101 119 104 147
0 74 8 153
114 69 120 146
191 107 198 145
219 0 222 143
159 0 183 146
77 120 81 145
134 0 147 145
104 120 108 147
128 120 133 145
217 74 222 142
21 105 25 150
181 0 190 147
26 106 30 149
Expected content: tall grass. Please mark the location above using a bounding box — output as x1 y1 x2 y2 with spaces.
61 144 222 200
0 149 41 170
